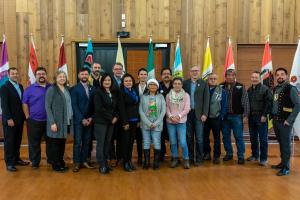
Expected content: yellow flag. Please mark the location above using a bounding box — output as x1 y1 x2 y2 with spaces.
202 38 213 80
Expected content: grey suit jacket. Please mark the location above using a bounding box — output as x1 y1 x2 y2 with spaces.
183 78 210 120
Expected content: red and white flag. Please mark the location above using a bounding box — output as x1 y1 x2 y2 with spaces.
58 36 68 76
224 37 235 74
260 36 273 88
28 36 38 84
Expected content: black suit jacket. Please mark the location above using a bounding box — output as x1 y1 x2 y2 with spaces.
183 78 210 120
0 81 25 124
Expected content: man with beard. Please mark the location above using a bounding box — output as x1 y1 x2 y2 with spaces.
71 68 95 172
88 62 102 88
271 67 300 176
22 67 51 169
1 67 29 172
158 68 173 161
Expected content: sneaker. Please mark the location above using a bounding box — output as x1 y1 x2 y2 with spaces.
213 157 220 164
183 159 190 169
238 158 245 165
170 158 179 168
271 163 283 170
276 167 290 176
259 160 268 166
246 156 258 162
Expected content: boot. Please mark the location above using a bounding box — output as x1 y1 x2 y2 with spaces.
170 157 179 168
143 149 150 170
153 149 161 170
183 159 190 169
123 162 133 172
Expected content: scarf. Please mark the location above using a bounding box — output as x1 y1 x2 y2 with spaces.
169 88 185 105
124 87 139 103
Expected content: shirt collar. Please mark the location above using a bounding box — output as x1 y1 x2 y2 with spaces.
9 79 18 86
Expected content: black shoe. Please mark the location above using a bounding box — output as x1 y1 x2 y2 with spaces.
213 158 220 164
170 157 179 168
271 163 283 170
123 162 133 172
238 159 245 165
53 167 67 173
277 167 290 176
6 165 17 172
194 161 203 167
129 162 136 170
223 155 233 161
153 149 161 170
99 166 109 174
16 160 30 166
32 164 39 170
137 156 143 165
203 154 211 161
143 149 150 170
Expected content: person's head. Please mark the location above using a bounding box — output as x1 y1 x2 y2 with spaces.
112 62 124 79
189 66 200 80
92 63 101 76
121 73 135 89
54 70 67 86
250 71 261 85
147 78 159 94
275 67 288 84
35 67 47 84
161 68 172 83
172 77 183 92
225 69 236 83
100 73 113 90
208 73 218 87
78 68 89 83
8 67 19 82
137 68 148 83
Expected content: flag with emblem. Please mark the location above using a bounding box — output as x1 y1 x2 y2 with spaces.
58 36 68 77
224 37 235 75
0 34 10 116
116 36 125 73
202 37 213 80
172 37 183 78
28 35 39 84
290 38 300 137
147 36 155 79
84 37 93 72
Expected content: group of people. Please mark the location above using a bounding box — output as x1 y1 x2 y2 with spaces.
1 62 299 176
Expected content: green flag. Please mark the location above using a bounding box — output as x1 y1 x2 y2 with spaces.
147 37 155 79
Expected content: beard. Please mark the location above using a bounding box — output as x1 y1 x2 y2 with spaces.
93 71 100 76
277 78 285 84
38 77 46 83
81 78 88 83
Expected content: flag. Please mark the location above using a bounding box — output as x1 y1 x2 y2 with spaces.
28 36 39 84
116 37 125 73
84 37 93 72
172 38 183 78
260 36 274 129
0 34 9 116
260 37 274 88
224 37 235 74
58 36 68 77
147 36 155 79
290 38 300 137
202 37 213 80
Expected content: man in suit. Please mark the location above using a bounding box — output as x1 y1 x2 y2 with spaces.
183 66 210 166
71 68 95 172
0 67 29 172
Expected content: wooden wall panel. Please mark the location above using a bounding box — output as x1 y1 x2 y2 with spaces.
0 0 299 86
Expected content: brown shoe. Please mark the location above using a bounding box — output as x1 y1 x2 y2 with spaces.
83 162 95 169
72 164 80 172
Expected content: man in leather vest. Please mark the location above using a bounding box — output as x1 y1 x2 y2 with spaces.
203 73 227 164
271 67 300 176
220 69 250 165
247 71 273 166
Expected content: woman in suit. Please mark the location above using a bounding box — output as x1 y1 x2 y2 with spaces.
45 70 73 172
120 74 139 172
93 73 120 174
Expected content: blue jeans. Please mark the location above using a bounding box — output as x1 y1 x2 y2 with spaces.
73 123 92 164
248 115 268 161
222 114 245 159
167 122 189 159
142 129 161 150
186 110 204 162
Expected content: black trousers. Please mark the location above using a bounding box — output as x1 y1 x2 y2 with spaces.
2 121 24 166
110 121 122 160
94 123 114 167
122 122 137 163
27 119 47 166
203 116 221 158
47 137 66 170
273 120 292 168
135 127 143 159
160 118 168 157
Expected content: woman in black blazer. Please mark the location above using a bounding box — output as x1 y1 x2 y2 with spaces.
93 73 119 174
120 74 140 172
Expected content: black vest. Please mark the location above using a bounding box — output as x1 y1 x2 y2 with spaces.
221 82 244 115
274 84 294 121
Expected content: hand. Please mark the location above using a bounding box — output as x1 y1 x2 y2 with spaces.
243 117 248 123
137 123 140 128
201 115 207 122
86 117 93 125
261 116 267 123
123 124 130 131
7 119 15 127
284 120 290 126
112 117 118 124
150 123 156 129
173 115 180 123
51 123 58 132
82 119 88 126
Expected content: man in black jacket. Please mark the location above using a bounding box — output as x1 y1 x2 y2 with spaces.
0 67 29 172
247 71 273 166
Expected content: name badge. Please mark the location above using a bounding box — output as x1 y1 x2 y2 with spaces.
283 107 293 113
274 94 279 101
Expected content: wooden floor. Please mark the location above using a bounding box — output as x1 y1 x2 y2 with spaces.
1 142 300 200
